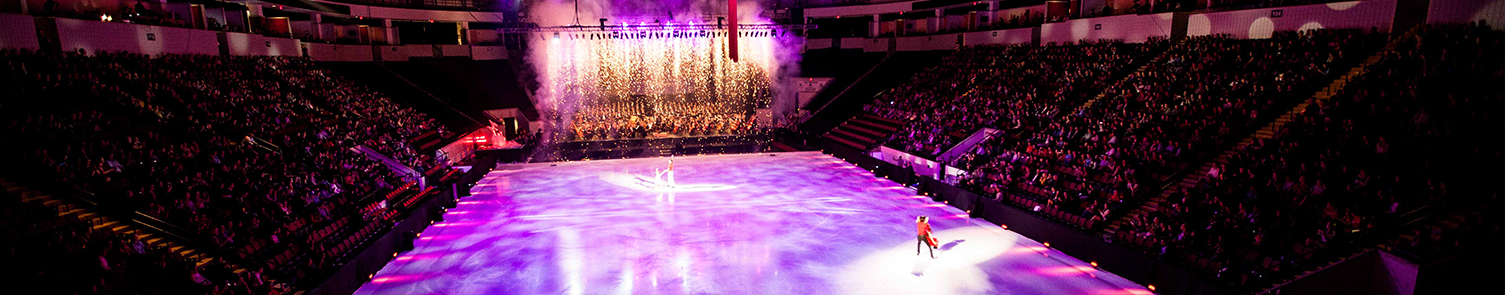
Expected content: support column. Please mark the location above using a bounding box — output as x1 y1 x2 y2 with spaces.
246 4 263 34
869 14 880 37
929 9 942 34
384 19 398 45
310 14 324 41
987 1 1000 28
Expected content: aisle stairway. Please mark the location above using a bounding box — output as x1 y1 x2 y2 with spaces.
801 51 949 136
770 142 803 152
1383 210 1471 254
822 113 904 150
0 178 235 271
1074 39 1181 112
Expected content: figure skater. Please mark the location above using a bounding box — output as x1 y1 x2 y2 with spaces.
917 216 937 258
654 159 676 188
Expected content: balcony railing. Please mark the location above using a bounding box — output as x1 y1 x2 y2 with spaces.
320 0 499 11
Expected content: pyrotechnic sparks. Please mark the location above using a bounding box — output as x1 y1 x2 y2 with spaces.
536 26 785 141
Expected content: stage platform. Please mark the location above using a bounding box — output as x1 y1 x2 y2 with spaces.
352 152 1152 295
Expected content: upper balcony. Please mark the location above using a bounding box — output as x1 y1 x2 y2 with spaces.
256 0 505 12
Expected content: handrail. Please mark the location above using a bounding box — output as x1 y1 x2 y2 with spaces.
374 63 486 128
1254 248 1375 295
810 53 894 119
68 186 199 242
57 184 232 265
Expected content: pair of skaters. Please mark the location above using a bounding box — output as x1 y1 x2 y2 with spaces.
653 159 675 187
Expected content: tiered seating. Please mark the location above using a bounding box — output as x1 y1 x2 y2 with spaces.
868 41 1161 159
0 183 262 294
0 49 451 290
956 29 1381 231
1119 24 1502 290
823 113 903 150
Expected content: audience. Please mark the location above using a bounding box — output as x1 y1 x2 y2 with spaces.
0 14 1500 295
867 25 1491 290
869 40 1161 160
1118 24 1501 288
1 49 448 291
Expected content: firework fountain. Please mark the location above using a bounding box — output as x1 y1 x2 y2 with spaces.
523 0 805 147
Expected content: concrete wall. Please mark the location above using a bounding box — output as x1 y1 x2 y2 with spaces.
300 0 506 23
812 27 1034 51
471 46 507 60
940 15 967 32
380 44 433 61
438 44 469 57
807 38 835 50
225 32 299 56
837 37 892 52
863 37 890 52
469 29 502 45
896 34 959 51
795 77 833 109
356 5 505 23
291 20 315 40
962 27 1037 46
316 24 338 43
1427 0 1505 25
1040 12 1174 44
306 43 374 62
0 13 39 51
306 43 506 61
55 18 219 55
1187 0 1396 39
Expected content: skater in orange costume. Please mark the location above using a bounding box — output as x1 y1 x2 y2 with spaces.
917 216 937 258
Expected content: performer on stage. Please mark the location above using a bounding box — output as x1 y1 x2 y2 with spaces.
917 216 937 258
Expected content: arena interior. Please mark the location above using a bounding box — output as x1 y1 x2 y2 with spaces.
0 0 1502 294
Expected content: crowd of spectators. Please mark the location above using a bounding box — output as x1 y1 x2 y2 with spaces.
1116 24 1501 288
1080 29 1377 180
1013 29 1377 221
870 29 1379 232
868 40 1159 159
1 49 449 291
866 40 1167 223
865 24 1492 290
273 58 451 172
2 189 282 295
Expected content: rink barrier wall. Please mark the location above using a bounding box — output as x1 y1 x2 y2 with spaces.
821 140 1231 295
305 154 495 295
